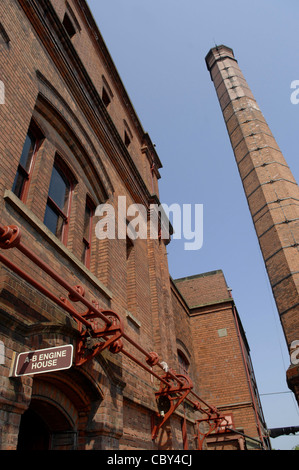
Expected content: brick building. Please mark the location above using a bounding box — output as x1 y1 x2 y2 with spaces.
0 0 270 450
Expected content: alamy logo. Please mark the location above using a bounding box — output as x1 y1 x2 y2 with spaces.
290 340 299 365
95 196 204 251
0 80 4 104
290 80 299 104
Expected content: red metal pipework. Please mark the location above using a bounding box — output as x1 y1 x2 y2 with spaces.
0 251 91 329
0 223 230 448
194 414 226 450
0 225 113 327
60 294 124 367
0 248 124 366
0 224 124 366
151 371 193 440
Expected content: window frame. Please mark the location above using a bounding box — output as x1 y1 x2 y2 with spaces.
178 349 190 376
12 120 44 203
124 130 131 148
102 87 111 108
82 196 95 269
62 12 77 39
44 156 74 246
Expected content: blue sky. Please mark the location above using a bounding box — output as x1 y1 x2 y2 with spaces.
87 0 299 449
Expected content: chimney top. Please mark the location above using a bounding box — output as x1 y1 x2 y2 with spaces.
205 45 237 73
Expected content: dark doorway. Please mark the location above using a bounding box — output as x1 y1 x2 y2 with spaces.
17 408 50 450
17 399 76 450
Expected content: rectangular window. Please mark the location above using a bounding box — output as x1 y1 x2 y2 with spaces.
82 198 95 268
124 131 131 148
0 22 10 45
12 120 43 202
62 12 76 38
102 87 111 108
44 159 73 244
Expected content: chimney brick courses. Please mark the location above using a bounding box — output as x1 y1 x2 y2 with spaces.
206 45 299 403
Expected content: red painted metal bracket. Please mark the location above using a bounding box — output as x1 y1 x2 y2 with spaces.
60 292 124 367
151 371 193 440
194 411 230 450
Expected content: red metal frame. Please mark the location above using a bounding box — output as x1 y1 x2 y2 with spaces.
60 294 124 367
0 223 237 449
151 371 193 440
194 414 225 450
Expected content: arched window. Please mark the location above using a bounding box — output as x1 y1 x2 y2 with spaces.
44 157 74 245
12 120 44 202
178 350 190 376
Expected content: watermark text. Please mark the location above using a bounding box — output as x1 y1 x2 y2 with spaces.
291 340 299 365
95 197 203 251
290 80 299 104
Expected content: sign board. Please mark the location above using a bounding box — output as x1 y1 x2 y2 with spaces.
10 345 73 377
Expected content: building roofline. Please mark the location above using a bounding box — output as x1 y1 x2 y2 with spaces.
75 0 162 170
174 269 224 283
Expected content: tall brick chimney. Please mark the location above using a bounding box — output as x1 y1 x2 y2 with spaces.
205 45 299 403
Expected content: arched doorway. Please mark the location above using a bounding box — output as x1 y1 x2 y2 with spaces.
17 398 75 450
17 407 50 450
17 368 103 450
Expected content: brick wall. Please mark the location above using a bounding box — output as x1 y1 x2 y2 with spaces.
172 271 269 449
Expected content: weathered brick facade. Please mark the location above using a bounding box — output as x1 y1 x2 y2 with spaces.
0 1 270 450
206 45 299 406
173 271 268 449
